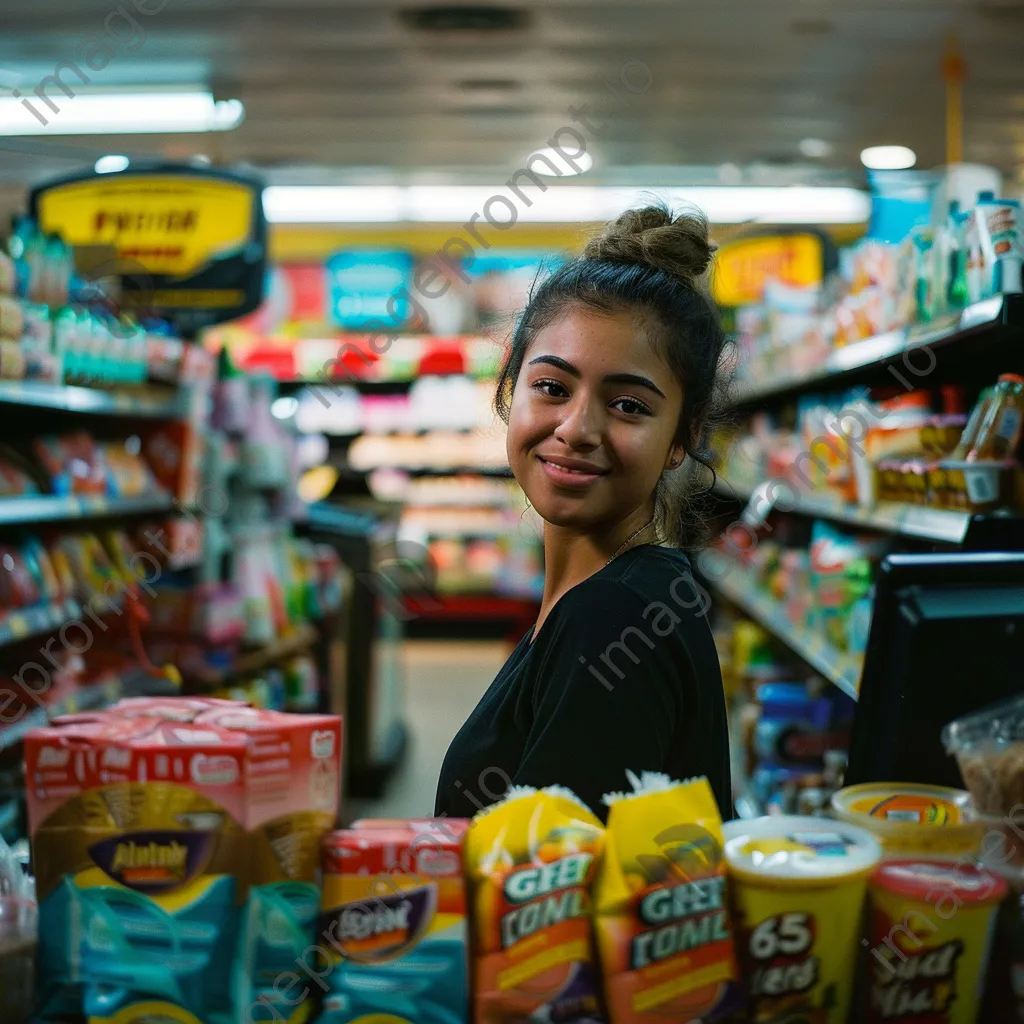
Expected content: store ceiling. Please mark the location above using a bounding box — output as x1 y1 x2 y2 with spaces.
1 0 1023 191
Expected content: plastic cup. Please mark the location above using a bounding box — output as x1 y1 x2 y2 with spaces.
0 897 37 1024
723 815 882 1023
865 859 1007 1024
831 782 983 859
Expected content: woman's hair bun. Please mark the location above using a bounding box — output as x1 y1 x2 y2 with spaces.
582 201 715 284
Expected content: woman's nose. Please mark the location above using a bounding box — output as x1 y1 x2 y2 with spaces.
554 394 602 450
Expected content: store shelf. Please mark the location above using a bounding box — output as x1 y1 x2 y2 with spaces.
729 295 1019 407
713 479 982 544
0 598 84 648
190 622 319 687
0 492 176 526
0 380 190 418
708 559 862 700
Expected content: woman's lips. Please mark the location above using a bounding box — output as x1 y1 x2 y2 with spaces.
536 455 609 489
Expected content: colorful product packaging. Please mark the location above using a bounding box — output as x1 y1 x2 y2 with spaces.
723 815 882 1022
24 700 341 1024
318 818 470 1024
464 785 607 1024
865 859 1008 1023
832 782 983 859
593 773 742 1023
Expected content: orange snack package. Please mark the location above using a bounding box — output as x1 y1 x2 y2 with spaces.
464 785 607 1023
594 773 743 1023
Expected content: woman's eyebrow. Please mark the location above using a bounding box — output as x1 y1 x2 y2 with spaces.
602 372 666 399
528 354 579 376
528 356 666 399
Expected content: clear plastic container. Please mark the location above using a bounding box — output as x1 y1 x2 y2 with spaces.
943 694 1024 868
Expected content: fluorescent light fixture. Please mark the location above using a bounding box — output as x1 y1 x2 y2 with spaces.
860 145 916 170
262 185 405 223
799 138 831 159
528 146 593 176
263 185 870 225
94 154 129 174
0 91 244 136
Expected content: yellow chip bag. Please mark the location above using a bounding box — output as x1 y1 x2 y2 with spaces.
594 773 743 1023
464 785 607 1023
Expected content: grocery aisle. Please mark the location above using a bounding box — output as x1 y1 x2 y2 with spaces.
350 639 508 821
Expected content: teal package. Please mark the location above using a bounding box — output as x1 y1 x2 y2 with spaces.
318 937 467 1024
234 881 322 1018
36 873 238 1021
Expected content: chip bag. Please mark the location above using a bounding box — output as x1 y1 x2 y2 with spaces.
464 785 607 1023
594 773 743 1023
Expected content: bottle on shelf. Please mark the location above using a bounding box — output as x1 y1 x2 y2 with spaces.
968 374 1024 462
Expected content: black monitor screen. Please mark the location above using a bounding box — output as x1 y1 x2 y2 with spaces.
846 552 1024 788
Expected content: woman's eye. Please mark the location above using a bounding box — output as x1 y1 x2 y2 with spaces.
532 378 568 398
612 396 652 416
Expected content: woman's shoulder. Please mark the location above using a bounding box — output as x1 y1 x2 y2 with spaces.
541 545 712 641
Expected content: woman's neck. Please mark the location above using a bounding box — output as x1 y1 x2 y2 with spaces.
534 503 656 636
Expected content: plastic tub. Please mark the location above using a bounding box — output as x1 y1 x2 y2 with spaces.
865 859 1007 1024
723 815 881 1023
831 782 983 858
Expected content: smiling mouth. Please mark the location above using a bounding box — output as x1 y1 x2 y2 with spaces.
537 456 609 476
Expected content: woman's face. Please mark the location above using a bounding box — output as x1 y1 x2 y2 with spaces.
506 306 685 532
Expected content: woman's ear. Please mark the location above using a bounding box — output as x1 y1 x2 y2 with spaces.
665 445 685 470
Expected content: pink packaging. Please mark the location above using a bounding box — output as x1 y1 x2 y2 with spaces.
24 702 342 834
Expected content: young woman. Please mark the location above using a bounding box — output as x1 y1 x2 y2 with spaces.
434 203 731 822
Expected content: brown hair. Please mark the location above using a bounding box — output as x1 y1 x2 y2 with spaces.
495 200 729 547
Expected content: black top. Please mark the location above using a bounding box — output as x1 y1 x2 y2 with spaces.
434 545 732 823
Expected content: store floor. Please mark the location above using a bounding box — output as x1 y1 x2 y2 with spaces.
352 639 509 821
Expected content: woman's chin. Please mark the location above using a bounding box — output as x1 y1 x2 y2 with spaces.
526 496 607 530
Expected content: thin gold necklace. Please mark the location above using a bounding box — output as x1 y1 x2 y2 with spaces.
605 517 660 567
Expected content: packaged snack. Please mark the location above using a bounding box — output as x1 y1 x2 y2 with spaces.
832 782 983 859
100 440 160 499
465 785 606 1024
723 815 881 1023
943 693 1024 867
593 773 741 1023
865 859 1007 1023
319 818 471 1024
0 293 24 340
34 433 108 496
0 544 44 608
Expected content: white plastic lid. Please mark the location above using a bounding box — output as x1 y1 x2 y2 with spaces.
723 815 882 883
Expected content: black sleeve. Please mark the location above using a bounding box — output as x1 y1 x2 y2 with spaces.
512 578 685 820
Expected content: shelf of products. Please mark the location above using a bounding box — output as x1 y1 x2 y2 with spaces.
0 492 177 526
730 295 1015 406
0 380 193 418
0 597 83 648
713 478 982 544
188 622 320 688
708 555 862 700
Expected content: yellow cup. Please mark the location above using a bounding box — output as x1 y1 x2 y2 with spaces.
865 859 1008 1024
723 816 882 1023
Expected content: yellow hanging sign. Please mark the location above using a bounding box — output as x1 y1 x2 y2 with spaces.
36 174 256 278
713 233 825 307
